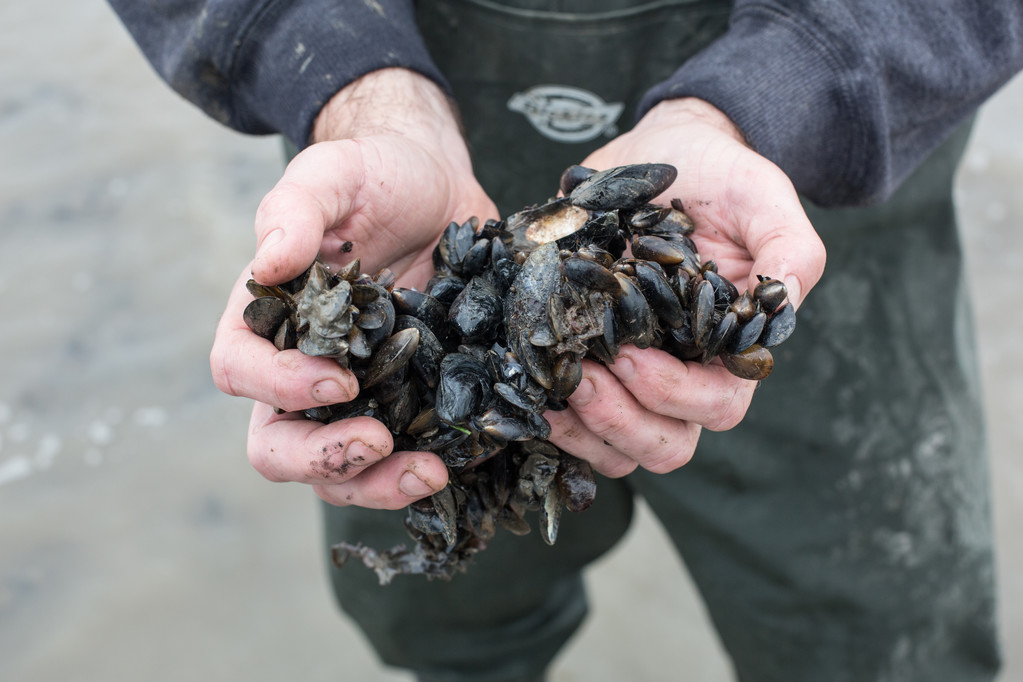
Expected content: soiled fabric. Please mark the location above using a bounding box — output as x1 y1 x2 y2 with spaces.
109 0 1023 206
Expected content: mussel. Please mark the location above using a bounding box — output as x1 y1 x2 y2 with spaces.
243 162 797 584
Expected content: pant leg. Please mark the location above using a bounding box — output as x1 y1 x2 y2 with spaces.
631 121 1001 681
322 475 634 682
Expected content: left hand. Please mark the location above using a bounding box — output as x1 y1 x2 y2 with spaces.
210 69 499 510
545 98 826 478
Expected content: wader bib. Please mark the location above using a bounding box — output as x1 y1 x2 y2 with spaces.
321 2 1000 679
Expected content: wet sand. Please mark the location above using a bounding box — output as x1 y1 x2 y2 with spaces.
2 3 1021 680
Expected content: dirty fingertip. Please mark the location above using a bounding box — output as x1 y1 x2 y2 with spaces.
399 457 449 498
399 470 436 498
311 376 356 404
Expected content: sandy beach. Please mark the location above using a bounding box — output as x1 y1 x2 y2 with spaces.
2 3 1021 680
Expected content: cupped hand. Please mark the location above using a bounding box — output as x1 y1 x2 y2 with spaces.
547 97 827 478
210 69 498 509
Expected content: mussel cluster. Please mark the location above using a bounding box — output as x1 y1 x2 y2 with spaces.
243 163 795 584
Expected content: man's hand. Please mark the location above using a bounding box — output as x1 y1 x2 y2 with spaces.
210 69 498 509
546 98 826 478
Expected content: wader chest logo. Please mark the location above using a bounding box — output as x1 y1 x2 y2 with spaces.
508 85 624 143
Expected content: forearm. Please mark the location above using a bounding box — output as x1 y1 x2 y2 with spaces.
108 0 448 147
640 0 1023 207
312 69 466 150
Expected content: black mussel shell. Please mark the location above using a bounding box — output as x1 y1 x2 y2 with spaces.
720 344 774 380
449 276 503 343
568 163 678 211
435 353 493 425
754 276 787 314
244 296 290 340
559 165 597 195
759 302 796 348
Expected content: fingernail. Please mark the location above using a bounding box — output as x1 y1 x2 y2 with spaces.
613 354 635 381
783 276 802 309
570 378 596 406
399 471 435 498
312 378 352 403
256 228 285 258
348 440 383 466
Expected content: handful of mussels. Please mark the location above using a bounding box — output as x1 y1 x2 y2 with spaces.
242 163 796 584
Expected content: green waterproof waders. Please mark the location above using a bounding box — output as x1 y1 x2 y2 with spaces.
320 1 1001 680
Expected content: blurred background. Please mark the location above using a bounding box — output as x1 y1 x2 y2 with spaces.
2 3 1021 680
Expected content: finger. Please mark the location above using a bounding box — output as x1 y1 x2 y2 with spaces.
312 451 450 509
247 405 393 485
252 141 364 284
746 225 826 311
210 268 359 411
566 360 703 474
545 408 638 478
247 404 448 509
604 346 756 432
731 168 826 309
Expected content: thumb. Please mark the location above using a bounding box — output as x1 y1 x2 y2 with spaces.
251 141 364 284
744 207 826 310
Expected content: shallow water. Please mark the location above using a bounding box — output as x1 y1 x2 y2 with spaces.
2 3 1022 680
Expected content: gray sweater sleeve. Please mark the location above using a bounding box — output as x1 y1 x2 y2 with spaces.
110 1 1023 207
107 0 449 148
638 0 1023 206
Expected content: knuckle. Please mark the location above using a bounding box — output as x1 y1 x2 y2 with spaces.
624 353 690 416
644 448 694 475
376 494 414 511
268 352 303 410
209 347 238 397
811 238 827 267
246 442 287 483
705 384 751 432
256 185 290 219
586 402 631 439
644 374 688 415
313 484 355 508
598 458 638 479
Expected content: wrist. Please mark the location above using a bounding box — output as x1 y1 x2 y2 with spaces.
640 98 748 147
312 68 465 147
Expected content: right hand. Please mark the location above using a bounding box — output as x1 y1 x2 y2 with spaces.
545 98 826 479
210 69 498 510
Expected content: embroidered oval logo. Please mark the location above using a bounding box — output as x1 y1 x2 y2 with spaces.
508 85 624 143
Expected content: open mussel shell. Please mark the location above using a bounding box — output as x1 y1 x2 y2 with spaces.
505 198 590 254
